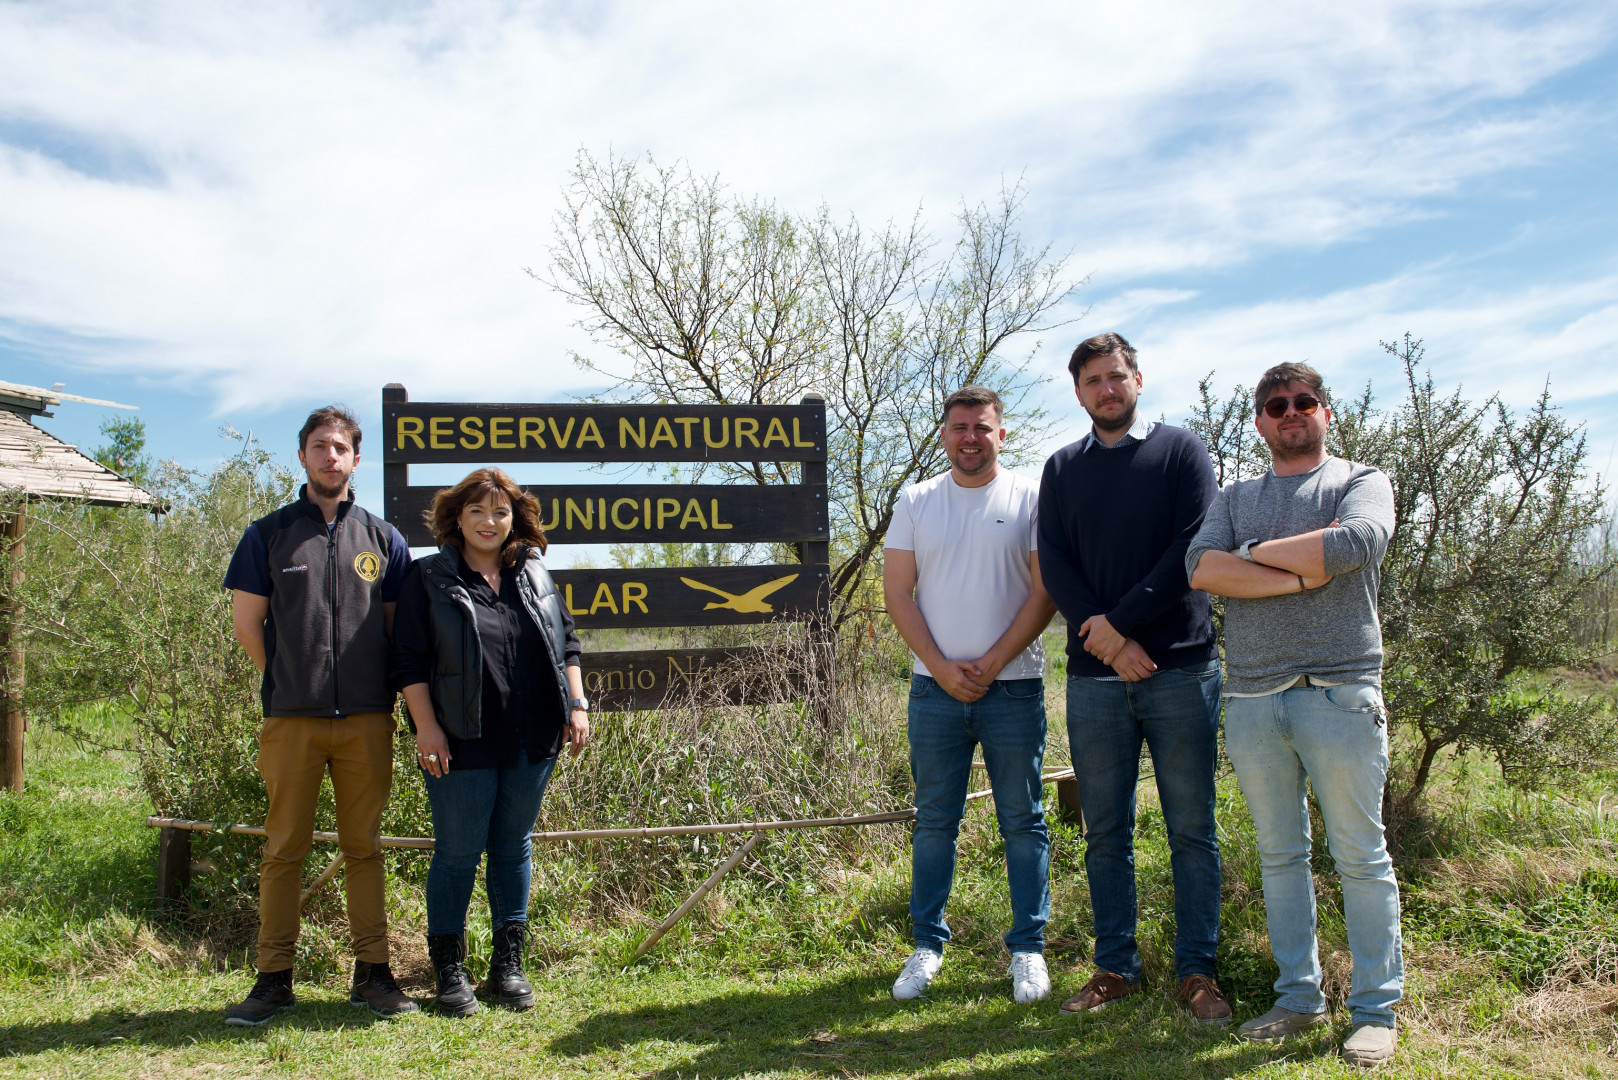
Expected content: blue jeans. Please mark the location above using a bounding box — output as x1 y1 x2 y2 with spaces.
1224 684 1404 1026
422 750 558 936
1066 660 1223 982
908 674 1051 955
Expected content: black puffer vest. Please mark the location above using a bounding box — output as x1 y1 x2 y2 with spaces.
416 544 570 741
255 487 397 717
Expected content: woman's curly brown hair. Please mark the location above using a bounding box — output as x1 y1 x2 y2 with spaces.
426 467 547 565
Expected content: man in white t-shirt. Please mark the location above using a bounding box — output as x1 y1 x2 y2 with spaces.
882 385 1058 1004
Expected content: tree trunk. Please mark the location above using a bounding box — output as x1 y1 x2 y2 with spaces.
0 500 26 793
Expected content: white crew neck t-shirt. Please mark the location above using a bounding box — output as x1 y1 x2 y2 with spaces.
885 468 1044 681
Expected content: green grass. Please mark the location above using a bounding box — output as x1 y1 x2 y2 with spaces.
2 713 1616 1077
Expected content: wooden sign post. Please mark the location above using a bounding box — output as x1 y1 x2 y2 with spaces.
381 388 831 710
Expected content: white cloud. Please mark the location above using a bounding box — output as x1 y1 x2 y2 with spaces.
0 0 1614 416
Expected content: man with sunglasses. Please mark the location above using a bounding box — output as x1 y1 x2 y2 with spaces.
1186 362 1401 1068
1036 333 1228 1024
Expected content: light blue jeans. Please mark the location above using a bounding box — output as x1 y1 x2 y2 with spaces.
1224 684 1404 1027
908 674 1051 955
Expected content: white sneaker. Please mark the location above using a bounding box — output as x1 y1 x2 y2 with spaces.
891 948 942 1000
1008 951 1050 1004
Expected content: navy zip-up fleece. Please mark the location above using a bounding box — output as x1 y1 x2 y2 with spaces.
1037 423 1218 677
224 487 408 717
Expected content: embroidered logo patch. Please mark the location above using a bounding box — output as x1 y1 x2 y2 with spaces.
353 551 381 582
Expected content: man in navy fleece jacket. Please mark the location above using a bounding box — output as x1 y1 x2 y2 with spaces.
1037 333 1230 1024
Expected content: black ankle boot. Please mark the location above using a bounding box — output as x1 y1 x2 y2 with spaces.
426 933 480 1016
485 922 535 1010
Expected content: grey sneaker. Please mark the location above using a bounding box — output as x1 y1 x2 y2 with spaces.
891 948 942 1000
1341 1021 1396 1067
1237 1004 1325 1041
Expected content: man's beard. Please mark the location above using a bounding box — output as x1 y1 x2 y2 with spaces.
952 449 993 475
1264 425 1326 462
306 473 349 500
1086 401 1137 435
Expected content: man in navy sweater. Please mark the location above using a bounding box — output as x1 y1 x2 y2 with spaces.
1038 333 1229 1023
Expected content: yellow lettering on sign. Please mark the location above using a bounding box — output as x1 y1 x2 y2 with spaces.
674 417 699 447
519 417 546 449
792 418 816 448
703 416 728 448
489 417 515 450
459 416 485 450
396 416 425 450
577 417 605 449
547 416 576 449
565 498 594 530
734 416 760 448
584 670 604 694
679 499 708 529
638 669 655 689
763 417 790 448
607 670 626 691
711 499 733 530
622 581 649 613
541 498 560 531
610 498 639 529
589 582 619 615
564 583 587 616
429 416 454 450
619 417 646 449
649 417 677 448
656 498 680 529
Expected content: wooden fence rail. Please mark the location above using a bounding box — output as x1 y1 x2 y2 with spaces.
145 767 1079 957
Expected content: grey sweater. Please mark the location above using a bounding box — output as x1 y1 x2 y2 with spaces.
1185 457 1394 693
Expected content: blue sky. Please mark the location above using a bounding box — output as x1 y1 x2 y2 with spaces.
4 0 1617 526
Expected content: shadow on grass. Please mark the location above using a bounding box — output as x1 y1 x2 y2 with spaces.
550 967 1335 1080
0 999 386 1057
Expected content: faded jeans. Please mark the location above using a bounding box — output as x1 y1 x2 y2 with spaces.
908 674 1051 955
1224 683 1404 1026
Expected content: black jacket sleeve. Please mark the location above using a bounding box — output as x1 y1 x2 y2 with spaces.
388 563 436 691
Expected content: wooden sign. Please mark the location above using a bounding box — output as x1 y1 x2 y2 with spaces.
579 647 804 712
382 402 825 464
381 385 831 712
387 483 828 548
553 565 826 629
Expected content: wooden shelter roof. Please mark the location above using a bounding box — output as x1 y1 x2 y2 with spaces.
0 408 158 509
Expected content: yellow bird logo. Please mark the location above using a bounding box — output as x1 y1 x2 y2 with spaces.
679 573 800 613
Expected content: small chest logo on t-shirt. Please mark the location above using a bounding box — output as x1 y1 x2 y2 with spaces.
353 551 381 582
281 564 308 574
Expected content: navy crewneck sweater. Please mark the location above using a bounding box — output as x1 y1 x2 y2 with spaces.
1037 423 1218 677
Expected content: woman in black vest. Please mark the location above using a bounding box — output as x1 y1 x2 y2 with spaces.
391 467 589 1015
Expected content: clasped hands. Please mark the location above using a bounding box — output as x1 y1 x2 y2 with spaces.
1078 614 1156 682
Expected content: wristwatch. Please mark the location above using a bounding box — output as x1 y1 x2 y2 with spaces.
1237 539 1262 562
568 696 590 712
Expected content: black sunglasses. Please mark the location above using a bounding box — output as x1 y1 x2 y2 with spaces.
1260 393 1322 419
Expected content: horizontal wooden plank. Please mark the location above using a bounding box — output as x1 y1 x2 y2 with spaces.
388 484 828 547
554 564 827 629
382 402 826 464
580 647 805 712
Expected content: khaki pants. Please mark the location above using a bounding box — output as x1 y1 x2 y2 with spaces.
256 713 394 972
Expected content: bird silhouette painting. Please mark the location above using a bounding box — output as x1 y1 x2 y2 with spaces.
679 573 800 613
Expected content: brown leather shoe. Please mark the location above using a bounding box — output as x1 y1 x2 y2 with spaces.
1059 971 1139 1014
1179 974 1232 1025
